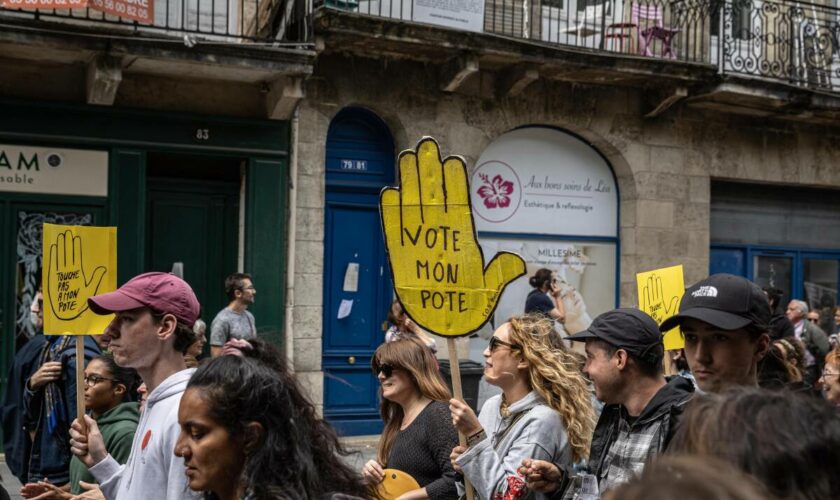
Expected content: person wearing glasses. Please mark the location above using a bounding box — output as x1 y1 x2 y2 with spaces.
449 314 595 500
524 269 566 324
362 337 459 499
819 349 840 407
786 299 830 386
22 354 140 499
210 273 257 358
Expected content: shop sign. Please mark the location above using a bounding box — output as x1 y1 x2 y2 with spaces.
470 128 618 237
0 0 153 24
413 0 485 33
0 144 109 197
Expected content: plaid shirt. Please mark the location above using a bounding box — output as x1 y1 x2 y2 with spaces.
588 376 694 494
597 411 664 492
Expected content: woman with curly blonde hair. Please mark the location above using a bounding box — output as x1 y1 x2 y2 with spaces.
449 314 595 500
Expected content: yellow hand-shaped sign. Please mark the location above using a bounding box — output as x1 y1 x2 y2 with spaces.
637 265 685 350
380 137 526 337
43 223 117 335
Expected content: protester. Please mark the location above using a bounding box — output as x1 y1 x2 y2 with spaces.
522 309 694 495
757 337 807 391
603 455 769 500
362 337 458 499
833 305 840 334
668 387 840 499
2 291 49 483
819 349 840 406
68 272 202 500
384 299 437 353
210 273 256 358
22 354 140 499
184 319 207 369
524 269 566 323
175 339 367 500
21 329 100 488
762 286 794 340
658 274 771 393
786 299 830 384
449 315 595 500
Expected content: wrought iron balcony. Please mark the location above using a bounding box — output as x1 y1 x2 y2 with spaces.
321 0 840 93
0 0 313 43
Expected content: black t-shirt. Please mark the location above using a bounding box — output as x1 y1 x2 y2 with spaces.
525 289 554 316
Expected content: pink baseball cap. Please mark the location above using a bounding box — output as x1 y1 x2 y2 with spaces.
88 272 200 327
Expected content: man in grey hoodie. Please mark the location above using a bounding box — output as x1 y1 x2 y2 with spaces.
523 309 694 496
68 272 202 500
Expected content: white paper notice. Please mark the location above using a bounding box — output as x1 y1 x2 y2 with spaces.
337 299 353 319
343 263 360 292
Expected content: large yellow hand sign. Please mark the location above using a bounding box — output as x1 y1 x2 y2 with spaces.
380 138 526 337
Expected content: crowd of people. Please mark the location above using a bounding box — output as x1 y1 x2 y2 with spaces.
2 267 840 499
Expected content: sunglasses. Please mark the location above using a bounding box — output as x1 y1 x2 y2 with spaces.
489 336 520 352
373 362 395 378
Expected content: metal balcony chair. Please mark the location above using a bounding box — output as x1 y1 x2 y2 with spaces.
631 2 679 58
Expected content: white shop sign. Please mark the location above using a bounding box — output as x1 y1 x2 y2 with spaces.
414 0 485 33
0 144 108 197
470 127 617 237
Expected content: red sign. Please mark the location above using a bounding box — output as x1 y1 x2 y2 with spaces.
1 0 153 24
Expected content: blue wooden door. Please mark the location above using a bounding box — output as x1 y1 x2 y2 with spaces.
323 108 394 436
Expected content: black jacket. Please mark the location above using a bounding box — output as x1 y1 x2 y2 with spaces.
553 376 694 497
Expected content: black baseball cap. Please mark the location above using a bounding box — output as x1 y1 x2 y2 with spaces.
659 273 770 332
567 308 664 365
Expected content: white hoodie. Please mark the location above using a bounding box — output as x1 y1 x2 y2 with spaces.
89 368 201 500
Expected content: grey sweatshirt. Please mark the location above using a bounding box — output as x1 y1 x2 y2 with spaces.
456 391 572 500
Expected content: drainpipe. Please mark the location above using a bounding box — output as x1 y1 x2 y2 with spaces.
285 106 300 371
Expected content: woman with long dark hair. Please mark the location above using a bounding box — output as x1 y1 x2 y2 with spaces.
174 339 367 500
362 337 459 499
524 269 565 324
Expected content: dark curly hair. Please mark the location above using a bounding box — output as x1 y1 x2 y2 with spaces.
188 339 368 500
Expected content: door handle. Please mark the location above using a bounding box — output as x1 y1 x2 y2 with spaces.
347 356 356 365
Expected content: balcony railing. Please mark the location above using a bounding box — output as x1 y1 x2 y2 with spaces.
325 0 840 92
0 0 314 43
719 0 840 91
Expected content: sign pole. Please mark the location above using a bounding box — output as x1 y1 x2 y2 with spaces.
447 338 474 500
76 336 87 434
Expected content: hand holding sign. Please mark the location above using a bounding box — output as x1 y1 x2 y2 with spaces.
380 138 525 336
47 229 107 320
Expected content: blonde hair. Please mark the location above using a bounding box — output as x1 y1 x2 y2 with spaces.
372 337 451 464
507 314 596 462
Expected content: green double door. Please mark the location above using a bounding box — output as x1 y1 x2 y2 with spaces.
146 177 239 329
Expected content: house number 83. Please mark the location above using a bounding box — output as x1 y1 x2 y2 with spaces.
195 129 210 141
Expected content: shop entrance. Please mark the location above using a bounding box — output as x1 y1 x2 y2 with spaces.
145 153 240 330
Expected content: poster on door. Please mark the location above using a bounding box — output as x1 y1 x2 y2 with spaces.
479 237 616 336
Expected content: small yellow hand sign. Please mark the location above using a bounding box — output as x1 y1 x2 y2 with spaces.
380 137 526 337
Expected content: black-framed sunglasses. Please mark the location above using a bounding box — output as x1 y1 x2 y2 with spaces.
489 336 520 352
373 362 395 378
83 374 116 387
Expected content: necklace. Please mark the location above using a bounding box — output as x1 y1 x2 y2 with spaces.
500 395 511 418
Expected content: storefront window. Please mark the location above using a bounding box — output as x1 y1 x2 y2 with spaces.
804 259 839 334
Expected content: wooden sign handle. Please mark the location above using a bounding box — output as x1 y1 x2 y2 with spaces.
447 338 475 500
76 336 87 434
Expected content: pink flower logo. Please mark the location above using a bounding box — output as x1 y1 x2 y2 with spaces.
477 173 515 209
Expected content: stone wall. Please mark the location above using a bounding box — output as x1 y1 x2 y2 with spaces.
291 52 840 409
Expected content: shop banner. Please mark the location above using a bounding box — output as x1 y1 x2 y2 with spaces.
0 144 109 196
0 0 153 24
471 128 618 237
480 237 617 336
636 265 685 350
42 224 117 335
413 0 485 33
380 137 526 337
